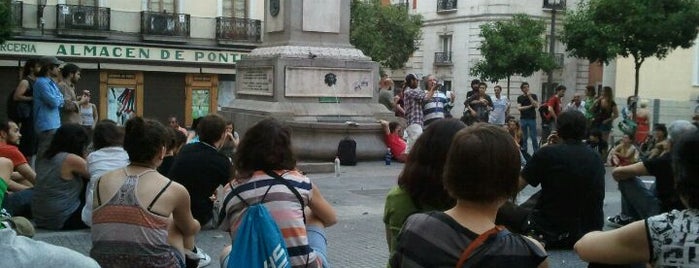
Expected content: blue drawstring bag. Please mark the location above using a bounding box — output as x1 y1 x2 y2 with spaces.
228 203 291 268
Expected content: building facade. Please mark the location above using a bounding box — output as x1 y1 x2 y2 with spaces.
386 0 600 115
0 0 264 127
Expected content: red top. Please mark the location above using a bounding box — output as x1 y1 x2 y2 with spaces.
386 133 407 158
547 95 562 116
0 144 28 167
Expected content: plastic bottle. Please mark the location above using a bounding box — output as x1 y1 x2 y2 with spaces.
334 156 341 177
384 148 392 165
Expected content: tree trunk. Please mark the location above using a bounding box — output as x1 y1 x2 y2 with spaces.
506 76 511 99
633 55 644 120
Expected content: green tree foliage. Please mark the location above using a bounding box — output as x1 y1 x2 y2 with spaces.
561 0 699 97
350 0 423 69
470 14 556 97
0 1 13 43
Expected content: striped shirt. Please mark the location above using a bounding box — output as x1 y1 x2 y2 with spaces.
423 91 447 126
391 211 547 267
220 170 320 268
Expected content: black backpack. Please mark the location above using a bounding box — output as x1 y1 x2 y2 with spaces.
337 137 357 166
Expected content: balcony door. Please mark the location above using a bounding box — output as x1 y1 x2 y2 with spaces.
223 0 247 18
148 0 176 12
185 74 219 127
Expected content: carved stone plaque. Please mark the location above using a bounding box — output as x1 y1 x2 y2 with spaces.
237 67 274 96
285 67 373 97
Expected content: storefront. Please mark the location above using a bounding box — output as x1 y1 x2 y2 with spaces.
0 40 245 127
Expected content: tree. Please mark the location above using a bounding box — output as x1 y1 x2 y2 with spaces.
0 1 13 43
350 0 423 69
470 14 557 98
561 0 699 98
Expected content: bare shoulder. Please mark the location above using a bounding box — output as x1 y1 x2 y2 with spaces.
64 154 87 166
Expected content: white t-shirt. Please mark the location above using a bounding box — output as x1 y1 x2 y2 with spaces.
489 95 510 125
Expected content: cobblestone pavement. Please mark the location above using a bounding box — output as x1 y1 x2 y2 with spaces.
35 161 626 268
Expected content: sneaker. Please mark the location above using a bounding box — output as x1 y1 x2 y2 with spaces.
607 214 634 228
194 247 211 268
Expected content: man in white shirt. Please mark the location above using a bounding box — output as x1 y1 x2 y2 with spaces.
565 93 586 114
489 85 510 125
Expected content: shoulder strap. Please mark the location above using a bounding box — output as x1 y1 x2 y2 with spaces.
96 177 103 206
147 180 173 211
455 225 505 268
264 170 306 224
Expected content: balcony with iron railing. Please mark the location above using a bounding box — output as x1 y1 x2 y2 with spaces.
141 11 190 43
437 0 457 13
56 4 110 38
434 51 453 65
11 1 23 32
216 17 261 45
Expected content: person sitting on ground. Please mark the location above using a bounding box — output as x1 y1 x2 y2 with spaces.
31 123 90 230
574 127 699 267
384 119 466 256
0 119 35 218
379 120 407 163
640 124 669 160
584 129 608 160
1 155 98 268
81 119 129 227
607 134 640 167
218 120 239 164
0 119 36 187
496 110 605 249
605 120 697 228
90 117 201 268
391 124 548 268
219 118 337 267
157 127 187 175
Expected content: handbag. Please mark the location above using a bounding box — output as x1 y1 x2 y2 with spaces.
15 102 32 120
617 118 637 136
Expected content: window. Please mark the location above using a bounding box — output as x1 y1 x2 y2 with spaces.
148 0 176 12
437 0 457 12
435 35 452 64
66 0 97 6
223 0 247 18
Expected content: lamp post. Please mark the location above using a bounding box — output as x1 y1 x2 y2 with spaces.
544 0 565 97
38 0 48 35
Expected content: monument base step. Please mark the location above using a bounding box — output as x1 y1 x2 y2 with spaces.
297 162 335 174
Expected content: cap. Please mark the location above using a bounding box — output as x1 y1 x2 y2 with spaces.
39 56 64 66
405 73 417 81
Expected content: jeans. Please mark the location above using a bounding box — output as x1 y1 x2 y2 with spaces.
520 119 538 153
2 189 33 218
619 177 660 220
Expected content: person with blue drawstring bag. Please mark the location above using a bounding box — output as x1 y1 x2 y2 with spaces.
217 118 337 268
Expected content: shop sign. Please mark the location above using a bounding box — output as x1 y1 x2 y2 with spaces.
0 41 247 65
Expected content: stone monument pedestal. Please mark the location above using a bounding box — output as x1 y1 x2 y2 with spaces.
221 0 395 162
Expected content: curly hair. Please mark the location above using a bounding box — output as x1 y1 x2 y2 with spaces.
234 118 296 179
44 124 89 159
397 119 466 210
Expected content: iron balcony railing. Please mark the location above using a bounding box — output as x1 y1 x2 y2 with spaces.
434 51 453 64
11 1 22 28
437 0 457 12
216 17 261 43
56 4 110 31
141 11 190 37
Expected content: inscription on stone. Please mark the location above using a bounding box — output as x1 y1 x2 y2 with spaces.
286 67 373 97
237 67 274 96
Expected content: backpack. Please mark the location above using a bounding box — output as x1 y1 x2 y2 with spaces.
223 171 307 268
337 137 357 166
538 105 553 123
